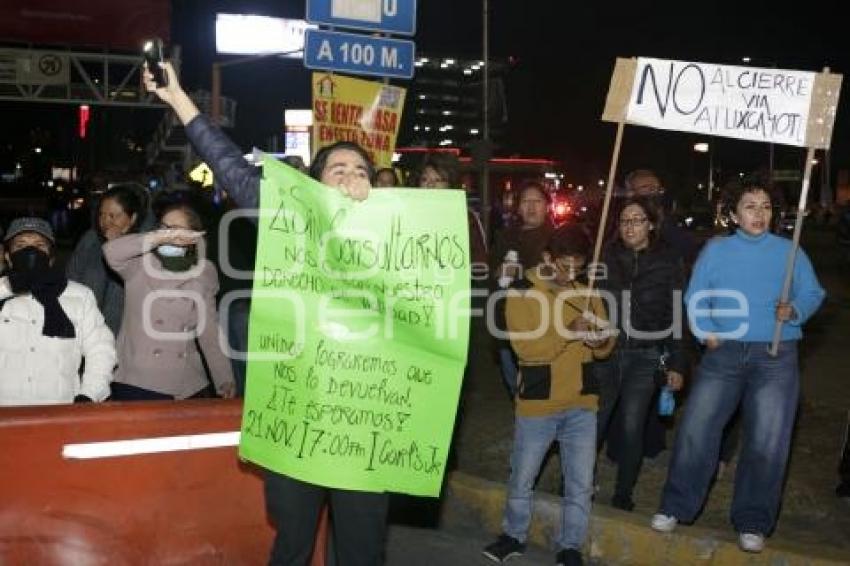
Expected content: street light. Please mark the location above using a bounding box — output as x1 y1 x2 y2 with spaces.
211 14 310 124
693 142 713 202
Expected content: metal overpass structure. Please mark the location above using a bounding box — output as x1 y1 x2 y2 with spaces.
0 44 237 169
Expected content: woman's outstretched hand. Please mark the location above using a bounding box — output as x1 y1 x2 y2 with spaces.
143 62 200 125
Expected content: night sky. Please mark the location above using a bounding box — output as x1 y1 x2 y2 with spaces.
3 1 848 195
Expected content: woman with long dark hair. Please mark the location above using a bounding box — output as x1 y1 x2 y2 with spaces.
596 196 687 511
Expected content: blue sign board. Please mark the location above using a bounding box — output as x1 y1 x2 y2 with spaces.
306 0 417 36
304 29 415 79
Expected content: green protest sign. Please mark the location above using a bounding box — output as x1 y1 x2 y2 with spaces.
238 157 471 497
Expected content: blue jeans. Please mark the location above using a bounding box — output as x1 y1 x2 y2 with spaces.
596 348 660 499
503 408 597 550
499 345 519 396
659 340 799 535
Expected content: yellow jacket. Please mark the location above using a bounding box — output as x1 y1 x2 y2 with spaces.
506 269 615 417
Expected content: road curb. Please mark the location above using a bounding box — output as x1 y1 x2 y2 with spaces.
442 471 850 565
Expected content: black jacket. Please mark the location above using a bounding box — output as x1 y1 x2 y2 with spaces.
185 115 260 211
599 240 687 374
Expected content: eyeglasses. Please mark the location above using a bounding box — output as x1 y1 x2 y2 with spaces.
619 217 648 227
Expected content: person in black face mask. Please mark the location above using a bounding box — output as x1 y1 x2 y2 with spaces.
0 217 115 406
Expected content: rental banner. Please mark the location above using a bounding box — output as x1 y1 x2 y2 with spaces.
311 72 406 168
238 158 470 497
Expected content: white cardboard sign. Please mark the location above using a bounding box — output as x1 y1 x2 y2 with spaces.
626 57 816 147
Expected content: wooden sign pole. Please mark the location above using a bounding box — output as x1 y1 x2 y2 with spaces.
587 121 624 298
769 66 840 355
768 145 815 356
586 57 636 314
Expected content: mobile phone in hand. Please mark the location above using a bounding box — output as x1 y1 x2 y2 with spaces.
142 38 168 87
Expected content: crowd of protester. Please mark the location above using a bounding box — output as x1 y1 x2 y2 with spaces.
0 59 844 566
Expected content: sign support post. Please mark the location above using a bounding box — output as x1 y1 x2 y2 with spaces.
768 144 816 355
589 57 636 304
769 67 841 355
588 121 624 297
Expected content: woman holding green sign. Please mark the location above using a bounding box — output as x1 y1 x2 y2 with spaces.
145 62 387 565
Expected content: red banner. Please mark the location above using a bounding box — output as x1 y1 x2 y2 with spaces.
0 0 170 51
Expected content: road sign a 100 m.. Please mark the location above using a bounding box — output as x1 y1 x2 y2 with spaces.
307 0 417 36
304 28 415 79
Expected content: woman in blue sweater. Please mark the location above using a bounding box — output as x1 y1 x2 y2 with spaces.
650 183 825 553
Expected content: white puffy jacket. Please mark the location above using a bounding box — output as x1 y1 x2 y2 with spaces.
0 277 116 405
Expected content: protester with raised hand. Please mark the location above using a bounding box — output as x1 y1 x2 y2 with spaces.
651 182 825 554
143 62 371 207
595 196 686 511
1 217 115 405
103 197 236 401
145 61 391 566
67 182 152 336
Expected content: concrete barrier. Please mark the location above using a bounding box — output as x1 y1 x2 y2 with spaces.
0 399 327 565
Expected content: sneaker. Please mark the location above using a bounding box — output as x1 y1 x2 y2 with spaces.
650 513 678 533
555 547 583 565
738 532 765 553
482 534 526 563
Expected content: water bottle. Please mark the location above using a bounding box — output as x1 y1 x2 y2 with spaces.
657 352 675 416
498 250 519 288
658 386 676 416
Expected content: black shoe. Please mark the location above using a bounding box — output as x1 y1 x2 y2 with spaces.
482 534 526 563
556 548 583 566
837 481 850 499
611 492 635 511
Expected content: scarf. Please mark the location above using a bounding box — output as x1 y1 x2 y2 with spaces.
7 265 76 339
